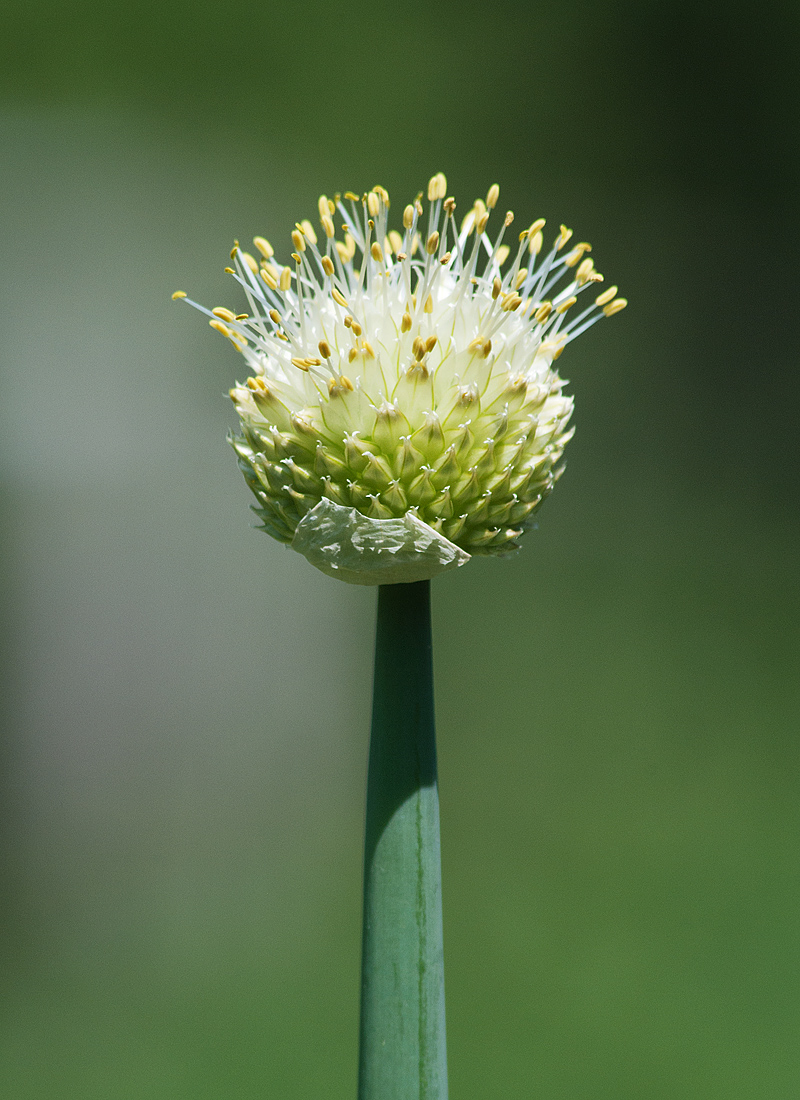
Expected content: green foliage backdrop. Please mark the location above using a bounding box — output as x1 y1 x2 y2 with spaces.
1 2 798 1097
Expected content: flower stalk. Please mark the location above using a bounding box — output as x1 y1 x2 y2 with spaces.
358 579 447 1100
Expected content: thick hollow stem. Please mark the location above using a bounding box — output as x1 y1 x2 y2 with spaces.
357 580 448 1100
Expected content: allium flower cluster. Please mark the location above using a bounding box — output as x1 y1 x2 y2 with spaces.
175 174 625 582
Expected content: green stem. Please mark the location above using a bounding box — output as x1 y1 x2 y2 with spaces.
358 580 448 1100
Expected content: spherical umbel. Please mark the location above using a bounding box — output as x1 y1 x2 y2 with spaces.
174 175 626 582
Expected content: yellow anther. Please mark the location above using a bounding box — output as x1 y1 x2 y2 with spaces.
443 197 456 216
340 375 354 390
348 346 358 363
565 242 592 267
235 313 248 320
528 218 546 236
492 276 502 300
351 321 362 337
371 241 383 262
224 267 235 274
291 357 310 371
504 211 514 227
209 319 231 337
280 267 292 290
343 315 353 328
230 242 239 260
344 232 356 259
528 231 544 256
424 294 433 313
556 225 573 251
344 191 360 202
269 309 281 324
328 377 340 396
363 341 376 359
212 307 236 322
502 294 523 312
477 212 489 234
300 219 317 245
496 245 510 266
331 287 349 308
260 267 278 289
576 258 595 284
425 335 438 352
375 185 390 206
291 253 302 264
556 296 578 313
427 172 447 201
321 214 335 239
534 301 553 323
426 231 440 255
603 298 628 317
318 195 330 222
595 285 618 306
412 336 425 360
253 236 274 259
388 230 403 255
367 218 375 231
440 252 451 266
367 191 381 217
486 184 500 210
467 337 484 352
307 357 322 367
401 312 412 333
482 338 493 358
321 255 335 276
241 252 259 273
318 339 332 359
228 388 237 401
403 204 415 229
171 290 187 300
515 268 528 289
291 229 305 252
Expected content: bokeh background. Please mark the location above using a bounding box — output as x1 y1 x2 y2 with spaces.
1 1 799 1097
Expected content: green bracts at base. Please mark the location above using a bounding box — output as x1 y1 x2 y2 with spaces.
358 580 448 1100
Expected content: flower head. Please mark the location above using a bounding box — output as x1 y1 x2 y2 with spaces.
175 174 625 583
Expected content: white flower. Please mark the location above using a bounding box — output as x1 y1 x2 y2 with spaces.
174 174 625 583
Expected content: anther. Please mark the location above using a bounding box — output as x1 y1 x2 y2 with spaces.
556 225 573 251
212 307 236 321
528 231 543 256
280 267 292 290
321 215 335 239
492 277 502 300
412 336 426 360
171 291 187 299
224 267 235 274
556 296 578 313
318 340 332 359
496 245 510 266
595 285 618 306
367 192 381 217
482 338 493 358
426 231 440 255
371 241 383 262
261 268 278 289
321 256 335 276
269 309 281 324
425 335 438 352
241 252 259 273
291 357 310 371
486 184 500 210
424 294 433 313
291 229 305 252
565 242 592 267
351 321 362 337
534 301 553 323
300 219 317 245
401 312 412 333
332 288 349 308
504 211 514 227
403 204 415 229
254 236 274 259
603 298 627 316
318 195 330 222
388 230 403 255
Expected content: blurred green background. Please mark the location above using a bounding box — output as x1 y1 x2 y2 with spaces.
1 1 799 1097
